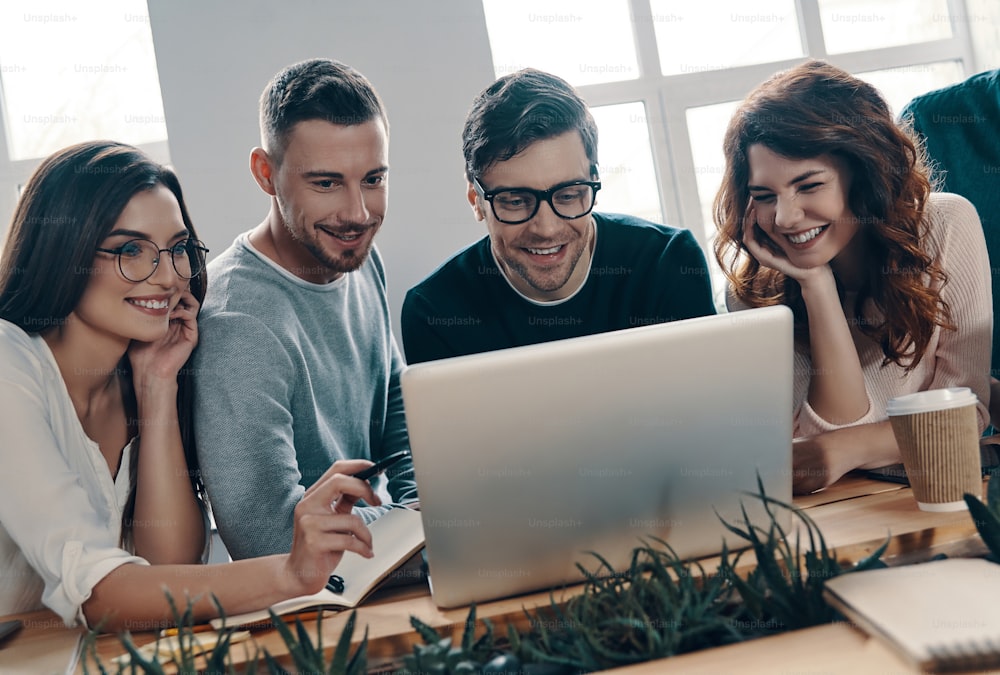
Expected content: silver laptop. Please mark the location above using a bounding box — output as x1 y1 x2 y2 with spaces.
401 305 793 608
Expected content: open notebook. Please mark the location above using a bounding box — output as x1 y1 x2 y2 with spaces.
823 558 1000 671
210 507 424 629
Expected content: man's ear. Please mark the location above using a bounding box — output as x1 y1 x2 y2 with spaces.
250 147 277 196
467 181 485 221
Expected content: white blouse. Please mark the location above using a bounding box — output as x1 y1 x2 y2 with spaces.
0 320 148 626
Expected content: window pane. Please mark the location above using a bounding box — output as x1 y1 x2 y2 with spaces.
649 0 802 76
0 0 167 161
819 0 952 54
687 100 740 309
590 103 663 225
482 0 639 86
687 102 738 241
856 61 965 119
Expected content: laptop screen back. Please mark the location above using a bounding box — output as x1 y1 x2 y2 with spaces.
401 305 793 608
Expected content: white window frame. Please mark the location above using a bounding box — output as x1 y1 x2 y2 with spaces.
574 0 977 253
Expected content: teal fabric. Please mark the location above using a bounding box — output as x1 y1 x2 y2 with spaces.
900 69 1000 374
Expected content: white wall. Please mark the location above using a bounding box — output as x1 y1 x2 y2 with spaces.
146 0 496 337
967 0 1000 71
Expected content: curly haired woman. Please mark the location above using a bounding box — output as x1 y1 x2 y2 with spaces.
714 61 992 493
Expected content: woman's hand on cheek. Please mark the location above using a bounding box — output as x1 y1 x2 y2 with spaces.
743 202 787 269
127 288 200 382
742 202 827 283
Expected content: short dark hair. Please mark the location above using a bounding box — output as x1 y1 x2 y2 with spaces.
259 58 389 163
462 68 598 181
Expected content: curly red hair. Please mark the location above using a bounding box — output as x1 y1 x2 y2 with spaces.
713 60 951 370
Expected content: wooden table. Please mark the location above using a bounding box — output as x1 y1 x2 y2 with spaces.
0 474 989 673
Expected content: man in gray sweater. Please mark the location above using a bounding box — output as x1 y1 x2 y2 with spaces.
193 59 417 560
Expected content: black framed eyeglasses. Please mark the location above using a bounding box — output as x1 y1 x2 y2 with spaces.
473 176 601 225
96 238 209 283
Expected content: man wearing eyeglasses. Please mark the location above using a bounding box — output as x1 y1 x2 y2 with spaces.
402 68 716 363
191 59 418 561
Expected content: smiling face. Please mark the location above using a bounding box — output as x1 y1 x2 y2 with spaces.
72 185 191 345
747 144 862 272
263 118 388 283
469 131 595 302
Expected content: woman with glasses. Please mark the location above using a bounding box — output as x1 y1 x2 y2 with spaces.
0 141 381 631
714 61 992 494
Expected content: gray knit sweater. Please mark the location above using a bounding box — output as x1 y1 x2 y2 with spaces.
193 234 417 560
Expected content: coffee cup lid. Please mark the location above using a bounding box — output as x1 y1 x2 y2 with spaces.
886 387 978 416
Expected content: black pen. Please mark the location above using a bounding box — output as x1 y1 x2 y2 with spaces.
326 574 345 594
354 450 410 481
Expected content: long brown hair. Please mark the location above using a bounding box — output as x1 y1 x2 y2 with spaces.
0 141 207 546
713 60 947 369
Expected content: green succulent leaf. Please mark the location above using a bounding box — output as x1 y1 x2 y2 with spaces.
460 604 477 652
987 470 1000 516
263 650 292 675
966 492 1000 559
328 609 355 671
410 614 446 645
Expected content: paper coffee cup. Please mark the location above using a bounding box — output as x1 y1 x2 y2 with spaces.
886 388 982 511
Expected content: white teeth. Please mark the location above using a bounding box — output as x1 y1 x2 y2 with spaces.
128 299 168 310
527 245 562 255
787 226 825 244
325 230 363 241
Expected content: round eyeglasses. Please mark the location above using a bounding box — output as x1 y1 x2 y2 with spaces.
473 176 601 225
96 238 209 283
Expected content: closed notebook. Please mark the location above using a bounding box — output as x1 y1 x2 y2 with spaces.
211 507 424 629
823 558 1000 672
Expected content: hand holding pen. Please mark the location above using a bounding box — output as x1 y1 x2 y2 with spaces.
281 459 380 597
353 450 410 481
323 452 413 595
